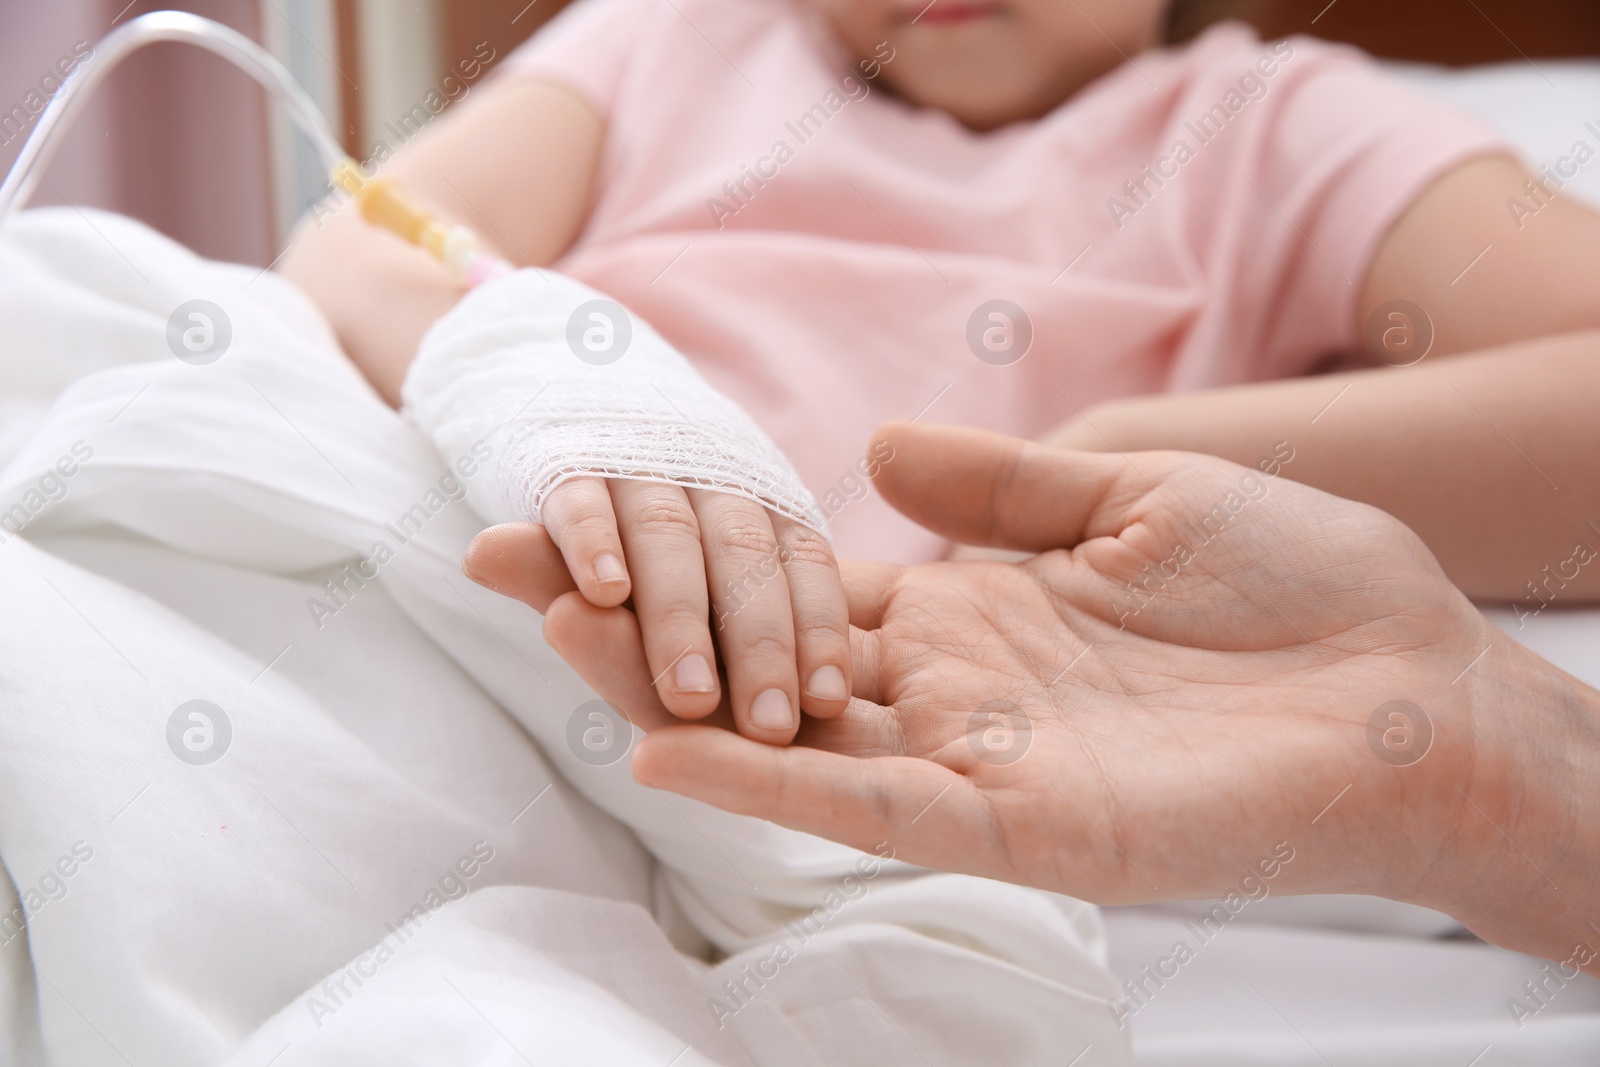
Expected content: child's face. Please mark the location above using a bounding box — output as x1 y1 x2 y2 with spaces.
810 0 1168 130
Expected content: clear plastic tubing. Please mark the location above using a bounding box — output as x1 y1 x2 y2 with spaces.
0 10 346 225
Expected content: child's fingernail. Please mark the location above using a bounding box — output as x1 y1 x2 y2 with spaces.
750 689 794 730
805 665 847 702
674 654 717 694
595 552 626 585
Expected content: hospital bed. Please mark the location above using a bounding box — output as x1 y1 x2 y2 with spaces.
0 14 1598 1067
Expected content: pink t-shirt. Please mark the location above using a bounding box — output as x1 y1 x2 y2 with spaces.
504 0 1503 562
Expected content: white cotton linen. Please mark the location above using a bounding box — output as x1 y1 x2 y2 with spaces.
1101 903 1600 1066
11 52 1600 1061
0 208 1128 1067
403 269 829 535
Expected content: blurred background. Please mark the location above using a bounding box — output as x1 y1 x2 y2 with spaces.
1 0 1596 268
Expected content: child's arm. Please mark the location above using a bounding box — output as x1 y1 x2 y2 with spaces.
279 78 852 741
279 78 604 405
1044 156 1600 604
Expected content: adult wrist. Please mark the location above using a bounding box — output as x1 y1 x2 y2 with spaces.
1425 624 1600 971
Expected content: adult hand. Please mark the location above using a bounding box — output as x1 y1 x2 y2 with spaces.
468 423 1600 967
634 423 1505 903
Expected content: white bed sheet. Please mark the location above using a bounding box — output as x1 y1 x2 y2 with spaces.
0 210 1127 1066
0 51 1597 1067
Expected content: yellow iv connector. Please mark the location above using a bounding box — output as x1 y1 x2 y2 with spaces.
331 159 510 287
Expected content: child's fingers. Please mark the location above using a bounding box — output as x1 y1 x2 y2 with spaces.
770 515 851 720
610 480 723 719
691 490 800 745
540 477 632 607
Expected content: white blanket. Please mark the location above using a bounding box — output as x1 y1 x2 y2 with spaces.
12 54 1600 1056
0 209 1128 1067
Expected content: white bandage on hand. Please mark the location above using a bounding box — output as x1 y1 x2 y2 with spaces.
402 269 827 535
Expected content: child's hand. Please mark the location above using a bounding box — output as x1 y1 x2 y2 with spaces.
538 475 851 743
408 270 846 742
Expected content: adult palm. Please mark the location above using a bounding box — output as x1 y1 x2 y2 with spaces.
469 422 1532 922
631 423 1501 907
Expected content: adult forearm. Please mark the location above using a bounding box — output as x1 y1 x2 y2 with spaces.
1434 627 1600 974
1049 331 1600 601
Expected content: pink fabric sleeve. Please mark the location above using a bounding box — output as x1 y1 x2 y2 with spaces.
496 0 645 117
1259 45 1508 369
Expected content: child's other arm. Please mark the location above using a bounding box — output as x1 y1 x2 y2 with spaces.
1045 155 1600 604
278 78 604 406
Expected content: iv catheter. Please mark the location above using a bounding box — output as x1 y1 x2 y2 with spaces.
0 10 514 287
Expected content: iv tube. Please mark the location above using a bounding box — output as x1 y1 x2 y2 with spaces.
0 10 511 285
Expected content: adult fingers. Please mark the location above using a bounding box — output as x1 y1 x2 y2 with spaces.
838 560 903 631
835 563 898 706
793 693 905 756
540 477 632 607
611 480 721 718
544 592 737 735
847 626 885 706
632 725 994 878
462 522 575 614
543 592 672 731
691 490 799 743
869 421 1137 552
772 515 851 720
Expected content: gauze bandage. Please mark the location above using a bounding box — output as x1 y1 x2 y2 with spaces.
403 269 827 534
